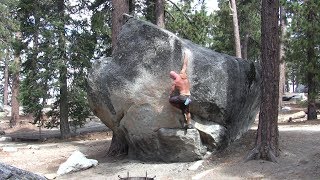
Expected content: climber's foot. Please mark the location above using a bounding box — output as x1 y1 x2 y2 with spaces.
185 124 194 129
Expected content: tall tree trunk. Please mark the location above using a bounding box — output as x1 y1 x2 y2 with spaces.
278 5 287 110
246 0 280 162
11 32 22 127
111 0 129 51
305 1 317 120
3 50 9 106
128 0 135 14
58 0 70 139
230 0 242 58
155 0 165 28
291 74 295 92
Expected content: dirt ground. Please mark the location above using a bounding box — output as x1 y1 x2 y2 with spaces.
1 101 320 180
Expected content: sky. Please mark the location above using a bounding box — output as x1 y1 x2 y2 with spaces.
203 0 219 12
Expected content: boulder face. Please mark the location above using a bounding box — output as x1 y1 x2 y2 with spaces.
87 17 261 162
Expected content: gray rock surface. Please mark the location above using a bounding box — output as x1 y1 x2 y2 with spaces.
87 17 261 162
0 162 46 180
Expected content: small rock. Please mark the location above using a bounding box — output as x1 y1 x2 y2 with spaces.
27 145 40 150
0 136 12 142
2 147 18 152
44 173 57 179
57 150 98 175
0 130 5 135
281 106 291 111
188 160 204 171
203 152 212 159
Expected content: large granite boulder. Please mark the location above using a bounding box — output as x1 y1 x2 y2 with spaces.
0 162 46 180
87 17 261 162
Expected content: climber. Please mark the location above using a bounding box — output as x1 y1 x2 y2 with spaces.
169 50 193 129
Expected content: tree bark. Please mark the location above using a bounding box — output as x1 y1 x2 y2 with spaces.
155 0 165 28
305 1 317 120
128 0 135 14
57 0 70 139
3 50 9 106
11 32 22 127
107 129 128 156
278 5 287 110
246 0 280 162
291 74 295 92
230 0 242 58
111 0 129 51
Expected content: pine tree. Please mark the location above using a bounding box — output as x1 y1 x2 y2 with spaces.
246 0 280 162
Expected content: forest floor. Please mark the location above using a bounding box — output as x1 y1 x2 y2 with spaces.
1 99 320 180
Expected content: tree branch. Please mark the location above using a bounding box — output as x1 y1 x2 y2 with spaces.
165 0 201 32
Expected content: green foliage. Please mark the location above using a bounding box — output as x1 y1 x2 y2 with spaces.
213 0 261 60
0 0 20 87
212 0 234 55
164 0 261 60
68 86 91 129
144 0 156 23
165 0 216 48
18 0 97 129
90 0 112 57
285 0 320 91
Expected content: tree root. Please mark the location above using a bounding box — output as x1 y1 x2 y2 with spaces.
107 131 128 157
244 144 278 163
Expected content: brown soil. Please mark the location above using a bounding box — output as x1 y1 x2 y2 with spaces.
1 102 320 180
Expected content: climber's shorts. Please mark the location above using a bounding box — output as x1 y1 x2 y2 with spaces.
169 95 191 115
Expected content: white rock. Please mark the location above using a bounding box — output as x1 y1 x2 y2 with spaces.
0 137 12 142
57 150 98 175
2 147 18 152
281 106 291 111
188 160 204 171
44 173 57 180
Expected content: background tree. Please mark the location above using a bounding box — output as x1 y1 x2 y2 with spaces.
213 0 238 56
230 0 241 58
237 0 261 61
3 0 21 127
0 0 18 106
155 0 165 28
279 1 287 110
304 0 319 120
111 0 129 50
144 0 156 23
19 0 46 125
246 0 280 162
10 31 22 127
3 52 9 106
18 0 96 138
90 0 113 57
165 0 215 47
285 0 320 119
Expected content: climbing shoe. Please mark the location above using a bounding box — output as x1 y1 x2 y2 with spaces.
185 124 194 129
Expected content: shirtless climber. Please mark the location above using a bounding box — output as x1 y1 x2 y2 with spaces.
169 51 193 129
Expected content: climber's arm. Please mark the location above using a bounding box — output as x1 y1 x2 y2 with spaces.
180 52 188 74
